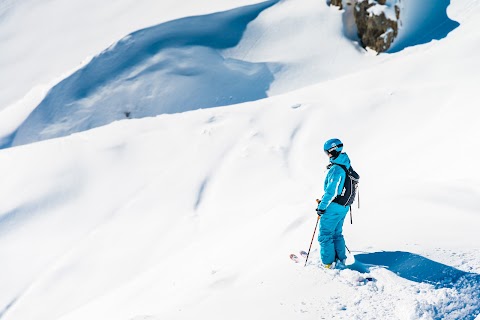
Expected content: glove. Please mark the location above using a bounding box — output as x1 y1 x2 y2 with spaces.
316 208 326 216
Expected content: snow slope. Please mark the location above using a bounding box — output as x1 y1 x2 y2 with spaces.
1 0 479 319
0 0 266 112
0 0 267 144
3 0 462 148
7 1 278 147
4 0 381 147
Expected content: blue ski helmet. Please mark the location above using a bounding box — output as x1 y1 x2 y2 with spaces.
324 138 343 159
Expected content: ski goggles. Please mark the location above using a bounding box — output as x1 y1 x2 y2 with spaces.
325 143 343 154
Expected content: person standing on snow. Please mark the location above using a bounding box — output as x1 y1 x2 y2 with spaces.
316 138 354 268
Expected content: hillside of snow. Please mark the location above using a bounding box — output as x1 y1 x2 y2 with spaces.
1 0 462 148
0 0 479 319
0 0 267 145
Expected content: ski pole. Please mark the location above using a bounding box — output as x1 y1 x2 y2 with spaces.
357 186 360 209
304 215 320 267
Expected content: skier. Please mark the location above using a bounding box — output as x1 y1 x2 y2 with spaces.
316 138 352 268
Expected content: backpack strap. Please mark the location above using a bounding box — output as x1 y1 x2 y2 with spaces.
333 163 360 181
327 163 348 172
334 163 348 173
331 164 353 224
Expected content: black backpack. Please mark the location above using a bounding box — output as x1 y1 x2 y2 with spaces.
331 164 360 207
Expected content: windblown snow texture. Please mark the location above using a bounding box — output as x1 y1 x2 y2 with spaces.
9 1 278 147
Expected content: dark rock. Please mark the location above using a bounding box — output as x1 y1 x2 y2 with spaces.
331 0 343 10
354 0 400 52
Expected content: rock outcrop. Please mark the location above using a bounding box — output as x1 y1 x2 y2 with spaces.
330 0 401 53
330 0 344 10
354 0 400 52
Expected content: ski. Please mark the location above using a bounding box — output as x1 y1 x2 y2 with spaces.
289 250 309 263
290 253 301 263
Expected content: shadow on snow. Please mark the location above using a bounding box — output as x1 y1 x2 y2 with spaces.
388 0 460 53
355 251 477 288
5 0 279 148
353 251 480 319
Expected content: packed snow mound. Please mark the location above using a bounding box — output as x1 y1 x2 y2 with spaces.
9 1 278 147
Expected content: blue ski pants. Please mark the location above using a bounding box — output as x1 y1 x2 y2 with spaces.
318 202 349 265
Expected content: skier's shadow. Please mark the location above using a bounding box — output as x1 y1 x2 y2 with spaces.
352 251 480 290
350 251 480 319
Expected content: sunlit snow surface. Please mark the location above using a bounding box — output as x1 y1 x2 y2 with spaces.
8 1 278 147
0 0 479 319
1 0 460 147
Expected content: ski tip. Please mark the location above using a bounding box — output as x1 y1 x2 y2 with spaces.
290 253 300 263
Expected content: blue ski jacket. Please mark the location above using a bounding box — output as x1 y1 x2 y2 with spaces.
317 152 351 211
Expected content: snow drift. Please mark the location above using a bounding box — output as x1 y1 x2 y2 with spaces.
8 1 278 147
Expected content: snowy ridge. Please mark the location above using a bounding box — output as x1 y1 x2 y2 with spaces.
2 0 461 147
0 0 267 112
0 0 479 319
8 1 278 147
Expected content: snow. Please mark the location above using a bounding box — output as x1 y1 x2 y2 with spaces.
8 1 278 146
389 0 460 53
0 0 264 111
0 0 265 141
365 0 399 22
0 0 479 319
